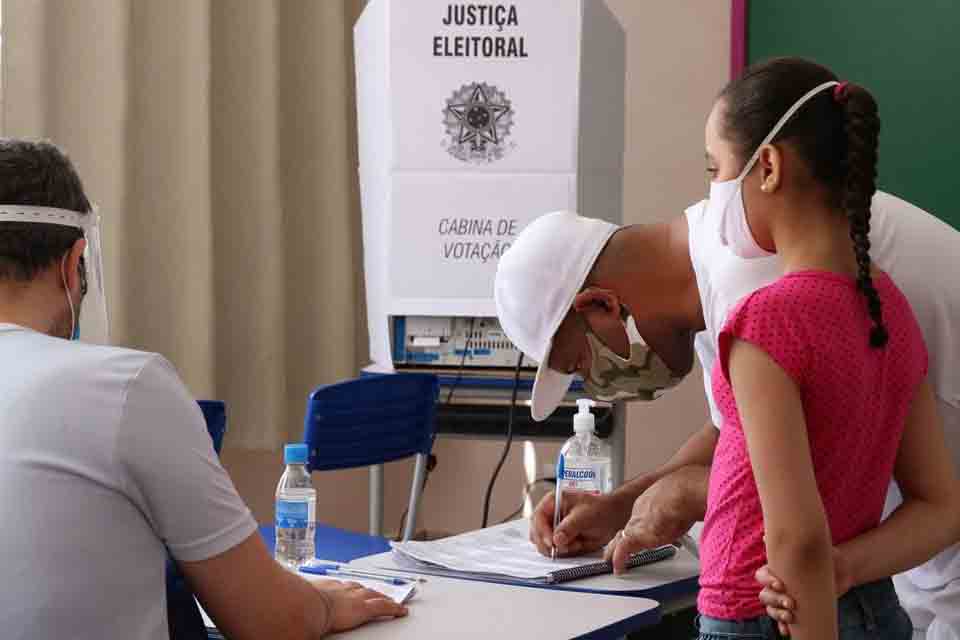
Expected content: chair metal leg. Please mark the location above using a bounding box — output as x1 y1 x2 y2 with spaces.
369 464 384 537
402 453 429 542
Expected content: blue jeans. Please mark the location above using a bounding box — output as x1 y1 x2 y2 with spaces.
697 578 912 639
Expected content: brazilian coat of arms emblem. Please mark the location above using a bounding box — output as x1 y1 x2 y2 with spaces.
443 82 515 164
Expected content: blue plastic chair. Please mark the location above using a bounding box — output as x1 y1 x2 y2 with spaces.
197 400 227 454
167 400 228 640
303 373 439 542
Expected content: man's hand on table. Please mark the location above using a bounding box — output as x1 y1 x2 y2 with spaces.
602 467 707 573
529 489 634 557
313 579 409 633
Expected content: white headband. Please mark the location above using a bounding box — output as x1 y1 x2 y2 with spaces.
0 204 97 230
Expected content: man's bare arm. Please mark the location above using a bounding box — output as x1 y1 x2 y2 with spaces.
535 420 718 557
612 419 717 504
181 533 406 639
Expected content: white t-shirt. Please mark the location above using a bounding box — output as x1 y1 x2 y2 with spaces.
686 191 960 627
0 324 257 640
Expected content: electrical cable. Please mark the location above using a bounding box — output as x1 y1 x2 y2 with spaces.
444 317 476 405
481 352 524 528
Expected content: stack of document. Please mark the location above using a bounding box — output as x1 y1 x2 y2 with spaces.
392 520 675 585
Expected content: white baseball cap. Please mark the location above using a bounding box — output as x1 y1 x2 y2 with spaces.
494 211 619 421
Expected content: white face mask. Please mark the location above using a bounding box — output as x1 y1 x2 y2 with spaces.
0 204 110 344
708 80 840 259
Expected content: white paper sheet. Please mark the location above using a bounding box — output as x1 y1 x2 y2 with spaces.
302 574 418 605
393 519 607 580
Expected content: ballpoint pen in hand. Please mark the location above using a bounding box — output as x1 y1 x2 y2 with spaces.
552 454 565 561
552 483 562 561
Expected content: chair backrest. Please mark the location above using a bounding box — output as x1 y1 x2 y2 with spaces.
167 400 228 640
303 373 439 472
197 400 227 454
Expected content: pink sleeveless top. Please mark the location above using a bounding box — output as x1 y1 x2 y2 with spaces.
698 270 927 620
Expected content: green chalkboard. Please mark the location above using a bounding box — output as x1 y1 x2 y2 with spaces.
748 1 959 230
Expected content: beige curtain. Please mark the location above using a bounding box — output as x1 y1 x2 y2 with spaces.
2 0 368 450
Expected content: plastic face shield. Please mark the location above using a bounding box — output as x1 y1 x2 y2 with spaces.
0 204 110 344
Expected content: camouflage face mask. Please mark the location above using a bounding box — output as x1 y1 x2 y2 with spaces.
581 316 682 403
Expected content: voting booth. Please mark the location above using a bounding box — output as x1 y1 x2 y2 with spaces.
356 0 626 370
355 1 627 507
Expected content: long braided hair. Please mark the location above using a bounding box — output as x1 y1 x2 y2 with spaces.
838 83 887 347
718 58 887 348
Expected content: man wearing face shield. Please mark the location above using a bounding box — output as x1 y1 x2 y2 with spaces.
0 140 407 639
497 193 960 636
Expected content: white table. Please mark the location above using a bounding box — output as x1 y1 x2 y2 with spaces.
202 572 659 639
202 520 699 638
327 574 660 639
344 525 700 638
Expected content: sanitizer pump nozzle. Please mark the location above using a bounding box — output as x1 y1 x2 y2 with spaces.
574 398 596 434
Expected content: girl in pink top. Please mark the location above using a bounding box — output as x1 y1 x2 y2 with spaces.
696 58 960 640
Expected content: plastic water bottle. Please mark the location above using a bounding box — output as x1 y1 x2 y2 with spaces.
275 443 316 570
556 399 612 498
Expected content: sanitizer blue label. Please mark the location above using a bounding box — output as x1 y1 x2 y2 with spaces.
558 455 607 495
276 500 309 529
563 468 597 481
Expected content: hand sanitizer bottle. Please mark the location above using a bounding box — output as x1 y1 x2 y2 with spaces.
557 399 612 497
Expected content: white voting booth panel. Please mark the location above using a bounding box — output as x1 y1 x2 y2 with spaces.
356 0 625 368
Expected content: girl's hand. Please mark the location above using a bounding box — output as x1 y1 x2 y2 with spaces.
755 547 852 636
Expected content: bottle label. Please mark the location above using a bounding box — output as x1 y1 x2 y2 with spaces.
276 500 309 529
558 455 609 495
563 468 597 480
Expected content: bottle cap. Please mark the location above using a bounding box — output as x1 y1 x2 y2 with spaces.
574 398 596 433
284 443 309 465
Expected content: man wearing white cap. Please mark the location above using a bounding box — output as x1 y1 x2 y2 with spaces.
495 193 960 638
495 211 696 423
0 140 406 639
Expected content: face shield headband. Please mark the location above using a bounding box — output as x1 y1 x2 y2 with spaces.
0 204 110 344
